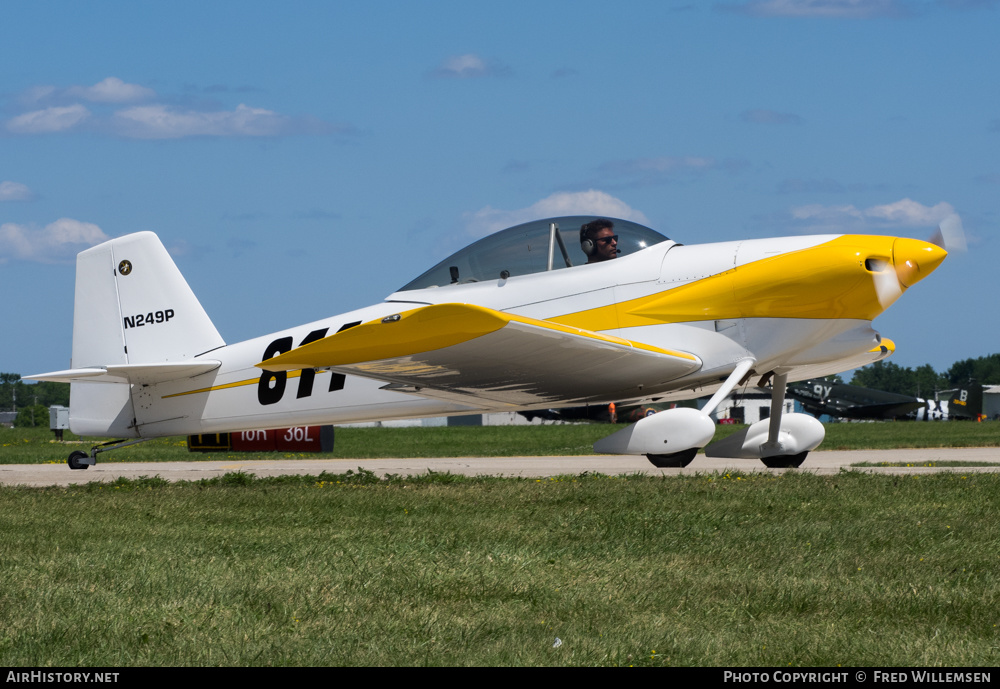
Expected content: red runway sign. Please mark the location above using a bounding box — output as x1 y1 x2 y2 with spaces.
188 426 334 453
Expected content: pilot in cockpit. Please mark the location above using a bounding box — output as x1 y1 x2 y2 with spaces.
580 219 619 264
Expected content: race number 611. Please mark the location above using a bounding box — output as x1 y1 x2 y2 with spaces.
257 322 359 405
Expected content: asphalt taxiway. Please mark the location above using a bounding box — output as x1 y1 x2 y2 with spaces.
1 447 998 487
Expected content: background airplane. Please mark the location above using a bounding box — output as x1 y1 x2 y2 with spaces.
787 379 983 421
28 214 952 470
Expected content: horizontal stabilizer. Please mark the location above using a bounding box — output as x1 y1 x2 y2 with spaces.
259 303 702 406
26 361 221 385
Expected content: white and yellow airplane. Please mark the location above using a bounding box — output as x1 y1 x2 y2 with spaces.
28 215 950 470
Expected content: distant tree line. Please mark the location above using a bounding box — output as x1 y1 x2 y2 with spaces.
0 373 70 427
850 354 1000 398
3 356 998 426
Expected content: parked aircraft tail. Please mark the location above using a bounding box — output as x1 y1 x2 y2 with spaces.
938 380 983 420
912 380 983 421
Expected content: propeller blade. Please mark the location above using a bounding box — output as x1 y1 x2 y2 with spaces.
872 263 902 309
930 214 967 253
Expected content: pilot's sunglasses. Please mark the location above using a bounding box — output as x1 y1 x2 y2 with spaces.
597 235 619 245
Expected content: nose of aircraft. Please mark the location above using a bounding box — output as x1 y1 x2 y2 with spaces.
893 238 948 288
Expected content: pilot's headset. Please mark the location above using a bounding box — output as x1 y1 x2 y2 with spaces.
580 223 597 257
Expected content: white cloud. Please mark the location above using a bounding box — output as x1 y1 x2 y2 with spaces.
110 104 299 139
431 53 509 78
0 218 109 263
6 78 343 139
726 0 909 17
465 190 651 238
6 105 90 134
18 85 57 107
788 198 957 232
67 77 155 103
17 78 153 107
863 199 956 224
0 181 33 202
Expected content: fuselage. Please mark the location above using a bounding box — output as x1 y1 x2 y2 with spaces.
81 230 944 438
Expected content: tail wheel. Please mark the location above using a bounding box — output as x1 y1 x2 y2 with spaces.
646 448 698 468
67 451 90 470
760 452 808 468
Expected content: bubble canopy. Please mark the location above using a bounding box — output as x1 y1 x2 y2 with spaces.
399 216 670 291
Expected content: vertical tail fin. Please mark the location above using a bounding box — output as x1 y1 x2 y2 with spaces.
28 232 225 436
944 380 983 420
72 231 224 368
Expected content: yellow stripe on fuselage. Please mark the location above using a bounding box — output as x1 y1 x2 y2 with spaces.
161 370 306 398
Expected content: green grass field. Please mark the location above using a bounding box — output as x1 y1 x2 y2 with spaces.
1 469 997 666
2 422 998 666
3 420 999 465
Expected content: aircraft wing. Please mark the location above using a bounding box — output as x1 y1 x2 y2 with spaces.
846 401 925 419
259 303 702 407
800 398 923 420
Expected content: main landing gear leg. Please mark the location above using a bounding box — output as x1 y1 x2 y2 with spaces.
624 358 756 469
66 438 151 470
759 373 807 469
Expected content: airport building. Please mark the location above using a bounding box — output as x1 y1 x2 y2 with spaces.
984 385 1000 420
706 391 795 425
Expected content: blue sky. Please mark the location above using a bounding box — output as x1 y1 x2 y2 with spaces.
2 0 997 379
